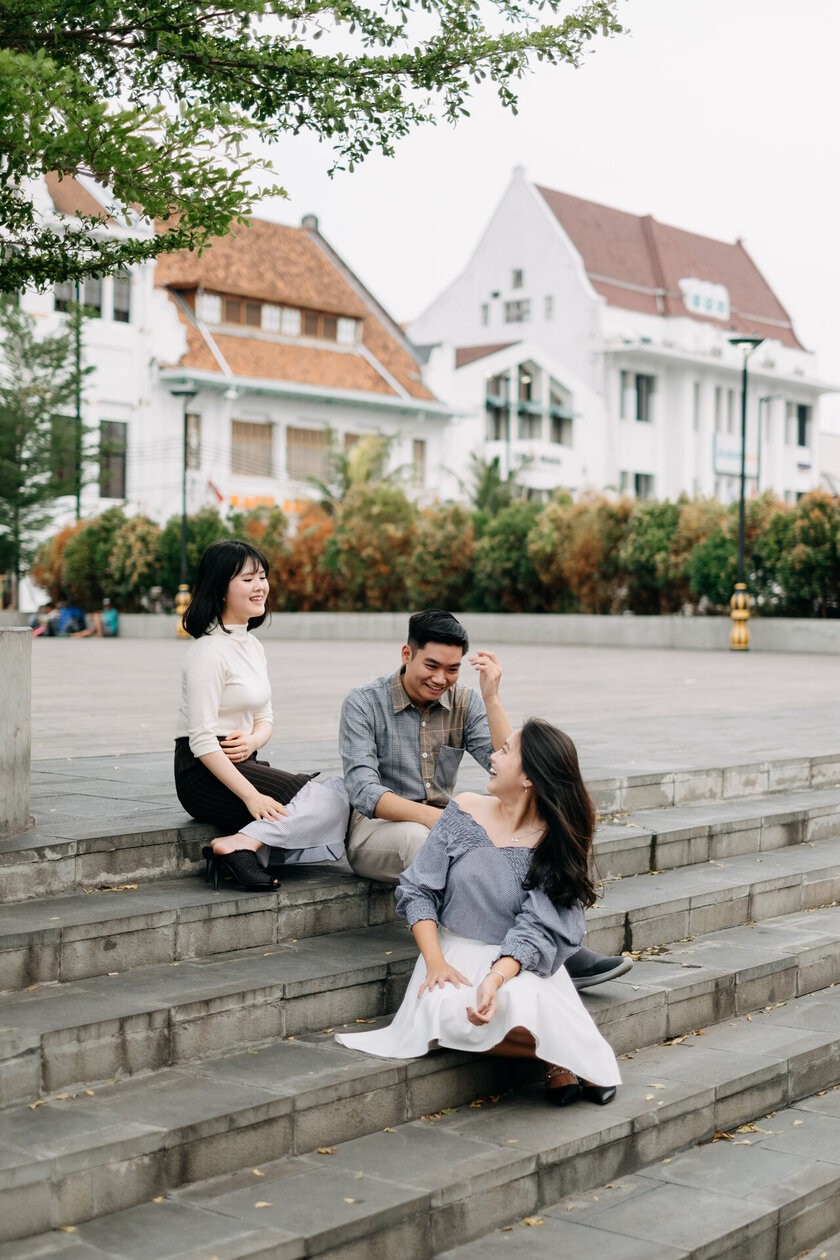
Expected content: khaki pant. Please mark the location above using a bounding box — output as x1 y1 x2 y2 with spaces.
346 810 429 884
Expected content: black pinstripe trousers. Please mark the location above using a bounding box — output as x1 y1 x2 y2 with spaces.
174 737 315 833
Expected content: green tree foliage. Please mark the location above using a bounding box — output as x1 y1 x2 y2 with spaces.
472 499 542 611
310 432 396 516
106 514 163 609
620 499 683 615
774 491 840 618
158 506 231 593
280 502 341 611
408 502 474 609
0 296 88 594
529 494 632 613
325 484 418 610
0 0 622 289
61 506 126 606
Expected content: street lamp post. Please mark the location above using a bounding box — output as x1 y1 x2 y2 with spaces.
727 336 764 651
169 386 198 633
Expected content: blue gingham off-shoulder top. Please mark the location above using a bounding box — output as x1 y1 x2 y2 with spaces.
395 801 585 977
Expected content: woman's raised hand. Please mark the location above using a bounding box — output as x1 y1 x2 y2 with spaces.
244 791 288 822
220 730 256 763
417 959 471 998
466 975 500 1025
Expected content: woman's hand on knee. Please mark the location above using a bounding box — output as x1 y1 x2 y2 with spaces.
417 961 470 998
244 791 288 822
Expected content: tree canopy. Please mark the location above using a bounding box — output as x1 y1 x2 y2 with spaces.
0 0 621 290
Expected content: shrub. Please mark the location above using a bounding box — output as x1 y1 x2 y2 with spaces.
106 515 162 610
530 495 633 614
158 507 231 595
325 485 418 611
61 507 126 607
775 491 840 617
471 499 543 612
620 500 683 614
279 503 340 611
408 503 475 610
30 521 85 601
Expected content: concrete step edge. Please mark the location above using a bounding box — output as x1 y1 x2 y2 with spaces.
3 983 838 1252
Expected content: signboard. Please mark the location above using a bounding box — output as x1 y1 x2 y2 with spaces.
713 435 757 478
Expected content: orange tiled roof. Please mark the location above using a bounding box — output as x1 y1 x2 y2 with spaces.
156 219 369 318
455 343 518 368
158 217 436 402
45 172 110 221
536 186 804 351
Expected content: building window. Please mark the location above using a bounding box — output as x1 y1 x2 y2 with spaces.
726 388 736 435
634 472 655 499
262 304 281 333
344 432 360 450
511 269 524 289
619 470 630 494
692 381 701 432
224 296 242 324
54 279 76 313
619 371 630 420
112 270 131 323
795 403 811 447
99 421 127 499
286 425 327 480
281 308 301 336
245 301 261 328
412 439 426 487
197 292 222 324
503 299 530 324
186 413 201 471
50 414 77 491
549 380 573 446
480 303 489 327
714 386 723 433
544 295 554 321
83 277 102 317
337 318 357 345
231 420 272 477
635 374 656 423
486 373 509 442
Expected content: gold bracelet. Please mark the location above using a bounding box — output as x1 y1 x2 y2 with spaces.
490 969 507 985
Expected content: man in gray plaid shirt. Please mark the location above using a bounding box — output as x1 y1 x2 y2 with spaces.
339 609 631 990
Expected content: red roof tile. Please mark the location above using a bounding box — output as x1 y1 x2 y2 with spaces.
45 172 110 221
536 186 804 350
455 343 518 368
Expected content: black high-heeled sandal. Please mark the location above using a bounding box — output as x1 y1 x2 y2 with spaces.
545 1067 582 1107
579 1083 617 1105
201 846 214 883
208 848 281 892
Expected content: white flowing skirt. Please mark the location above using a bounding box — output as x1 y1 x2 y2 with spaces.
335 927 621 1087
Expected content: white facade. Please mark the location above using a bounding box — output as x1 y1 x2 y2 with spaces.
410 168 834 505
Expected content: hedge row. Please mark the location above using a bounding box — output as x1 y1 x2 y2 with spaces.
29 489 840 617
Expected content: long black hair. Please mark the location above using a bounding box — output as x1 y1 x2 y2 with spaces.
519 718 597 910
183 539 270 639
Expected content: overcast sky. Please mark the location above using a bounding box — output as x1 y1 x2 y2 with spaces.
252 0 840 419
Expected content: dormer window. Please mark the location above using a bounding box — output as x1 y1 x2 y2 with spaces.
196 290 359 344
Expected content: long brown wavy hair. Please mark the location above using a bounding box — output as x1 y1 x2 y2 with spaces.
519 718 596 909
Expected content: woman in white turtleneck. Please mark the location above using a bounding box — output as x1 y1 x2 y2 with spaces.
174 539 348 890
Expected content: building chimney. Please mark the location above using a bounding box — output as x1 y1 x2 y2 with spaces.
301 214 319 231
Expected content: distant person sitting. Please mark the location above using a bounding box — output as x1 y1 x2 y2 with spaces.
56 600 85 635
29 602 57 637
72 597 119 638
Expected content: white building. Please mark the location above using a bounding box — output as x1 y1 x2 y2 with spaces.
18 176 450 529
410 168 835 504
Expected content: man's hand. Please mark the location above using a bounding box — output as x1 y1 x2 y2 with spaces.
220 730 256 763
417 958 471 998
469 650 502 702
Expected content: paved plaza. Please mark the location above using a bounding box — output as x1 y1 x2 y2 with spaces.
29 635 840 780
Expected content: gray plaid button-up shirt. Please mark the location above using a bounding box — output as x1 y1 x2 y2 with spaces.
339 669 494 817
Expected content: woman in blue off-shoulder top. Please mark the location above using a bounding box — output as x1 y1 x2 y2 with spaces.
336 717 620 1106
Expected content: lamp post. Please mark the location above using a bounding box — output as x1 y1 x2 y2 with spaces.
169 386 197 634
727 336 764 650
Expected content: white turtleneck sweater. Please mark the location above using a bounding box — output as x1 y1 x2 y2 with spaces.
176 622 273 758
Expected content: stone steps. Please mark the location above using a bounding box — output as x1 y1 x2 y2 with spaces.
439 1089 840 1259
7 755 840 904
3 825 840 1105
1 902 839 1244
4 984 839 1256
4 780 840 987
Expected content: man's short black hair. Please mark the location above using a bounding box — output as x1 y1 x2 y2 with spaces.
407 609 469 654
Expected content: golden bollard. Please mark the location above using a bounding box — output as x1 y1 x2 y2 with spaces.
730 582 750 652
175 583 191 638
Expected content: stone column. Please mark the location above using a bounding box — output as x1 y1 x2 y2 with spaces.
0 627 32 838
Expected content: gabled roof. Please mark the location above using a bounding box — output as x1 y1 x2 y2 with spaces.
455 343 518 368
45 172 110 221
159 218 436 402
535 186 804 350
156 219 368 318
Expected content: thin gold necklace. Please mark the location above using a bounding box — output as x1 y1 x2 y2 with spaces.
509 824 544 845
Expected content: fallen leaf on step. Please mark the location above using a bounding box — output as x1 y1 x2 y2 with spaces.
318 1148 336 1155
152 1196 165 1203
385 951 393 955
343 1198 356 1204
507 1139 519 1145
353 1172 364 1180
322 1028 334 1034
355 1019 376 1024
84 1090 95 1096
246 1049 259 1055
521 1217 543 1227
736 1124 758 1133
732 1140 751 1145
26 985 38 991
663 1036 687 1045
29 1099 47 1110
58 1227 77 1233
746 1013 752 1021
647 1084 667 1089
441 1107 459 1115
793 1120 804 1126
816 1090 828 1096
383 1128 397 1133
501 1226 514 1231
661 1160 671 1165
252 1170 265 1177
254 1202 272 1209
55 1094 69 1101
645 1094 655 1101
